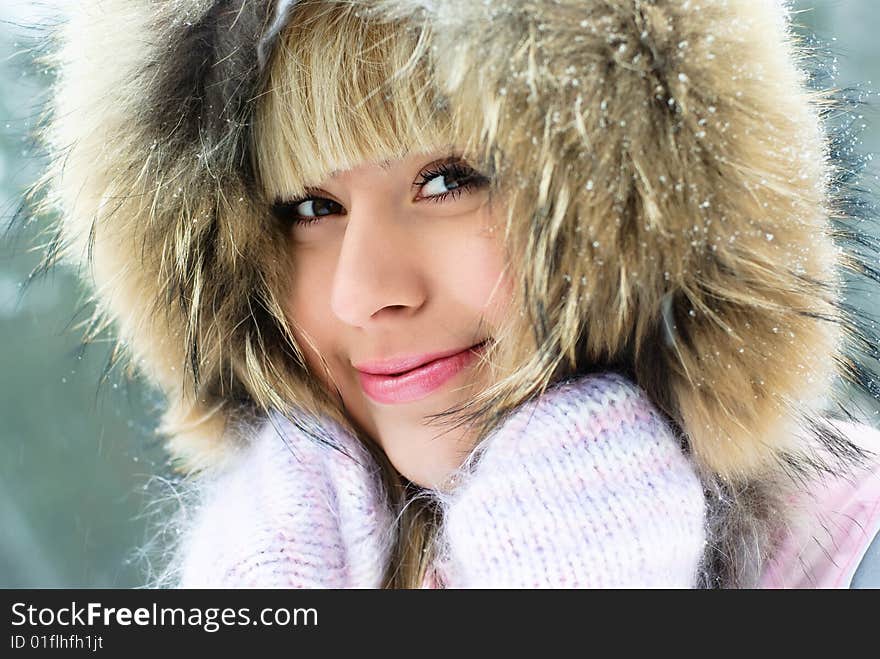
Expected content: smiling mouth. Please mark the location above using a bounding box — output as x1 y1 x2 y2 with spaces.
356 339 491 405
385 339 490 377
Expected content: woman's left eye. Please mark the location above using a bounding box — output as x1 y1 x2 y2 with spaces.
415 161 491 202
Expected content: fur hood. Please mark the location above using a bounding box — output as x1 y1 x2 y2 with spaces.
38 0 880 586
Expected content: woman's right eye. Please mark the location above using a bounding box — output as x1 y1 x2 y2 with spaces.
272 197 344 226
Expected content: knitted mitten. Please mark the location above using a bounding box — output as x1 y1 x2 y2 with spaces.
177 411 394 588
431 372 708 588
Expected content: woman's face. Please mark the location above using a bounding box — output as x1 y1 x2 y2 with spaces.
278 147 512 489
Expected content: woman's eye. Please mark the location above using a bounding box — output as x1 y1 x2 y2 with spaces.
295 198 339 218
421 173 460 196
272 197 343 226
415 161 490 203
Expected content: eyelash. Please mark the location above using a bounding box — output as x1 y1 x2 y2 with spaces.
272 160 490 227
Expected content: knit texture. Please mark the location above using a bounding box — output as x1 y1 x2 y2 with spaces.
177 411 395 588
175 371 708 588
430 372 708 588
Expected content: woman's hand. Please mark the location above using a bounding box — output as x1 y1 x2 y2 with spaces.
433 372 707 588
176 411 394 588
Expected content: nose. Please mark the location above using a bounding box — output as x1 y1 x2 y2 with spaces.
329 198 428 327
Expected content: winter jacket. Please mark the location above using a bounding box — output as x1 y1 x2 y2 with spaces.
39 0 880 587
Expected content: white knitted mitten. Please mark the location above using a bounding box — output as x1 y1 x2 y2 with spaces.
432 372 708 588
177 411 394 588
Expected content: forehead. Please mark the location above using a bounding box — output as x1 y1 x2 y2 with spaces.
326 158 394 179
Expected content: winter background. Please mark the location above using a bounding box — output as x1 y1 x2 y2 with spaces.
1 1 878 587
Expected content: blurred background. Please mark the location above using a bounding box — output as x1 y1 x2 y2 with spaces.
1 1 879 587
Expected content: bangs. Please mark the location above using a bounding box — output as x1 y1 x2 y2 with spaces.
254 1 455 199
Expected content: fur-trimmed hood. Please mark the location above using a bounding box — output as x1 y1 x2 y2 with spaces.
38 0 880 587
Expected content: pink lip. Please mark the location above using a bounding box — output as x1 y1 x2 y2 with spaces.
354 342 488 376
356 341 488 405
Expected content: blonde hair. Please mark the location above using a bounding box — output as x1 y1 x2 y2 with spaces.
252 0 535 588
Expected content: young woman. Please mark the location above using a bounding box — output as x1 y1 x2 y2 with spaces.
40 0 880 588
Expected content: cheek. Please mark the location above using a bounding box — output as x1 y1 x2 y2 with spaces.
284 249 338 375
441 223 512 326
